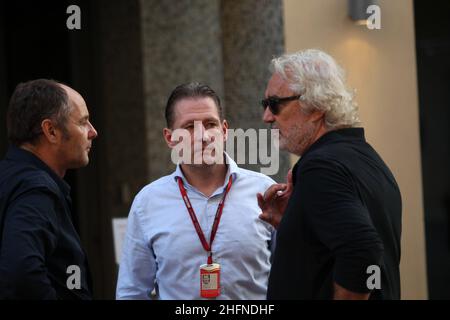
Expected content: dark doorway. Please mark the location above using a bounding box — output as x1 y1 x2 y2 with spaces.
1 0 80 227
0 0 110 298
414 0 450 299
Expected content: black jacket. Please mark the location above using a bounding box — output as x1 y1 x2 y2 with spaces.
0 145 92 299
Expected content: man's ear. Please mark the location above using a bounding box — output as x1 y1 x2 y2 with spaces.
222 120 229 142
310 111 325 123
41 119 60 144
163 127 175 148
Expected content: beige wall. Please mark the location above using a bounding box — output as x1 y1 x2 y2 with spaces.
283 0 427 299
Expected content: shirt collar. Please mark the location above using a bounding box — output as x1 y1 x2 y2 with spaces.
302 127 366 158
173 152 240 189
292 127 366 185
5 144 71 196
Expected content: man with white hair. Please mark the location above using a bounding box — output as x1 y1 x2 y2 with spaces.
258 49 401 299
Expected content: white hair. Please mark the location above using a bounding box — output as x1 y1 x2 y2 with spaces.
270 49 360 129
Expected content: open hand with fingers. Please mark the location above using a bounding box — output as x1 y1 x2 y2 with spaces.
257 170 293 229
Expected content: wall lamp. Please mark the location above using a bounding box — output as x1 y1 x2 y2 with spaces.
348 0 379 26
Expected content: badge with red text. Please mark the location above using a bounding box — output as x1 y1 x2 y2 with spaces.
200 263 221 298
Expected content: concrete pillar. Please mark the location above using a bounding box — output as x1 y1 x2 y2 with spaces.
140 0 224 181
221 0 290 182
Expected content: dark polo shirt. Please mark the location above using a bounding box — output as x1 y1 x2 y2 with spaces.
267 128 402 300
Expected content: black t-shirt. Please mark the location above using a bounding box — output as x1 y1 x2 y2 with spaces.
267 128 401 300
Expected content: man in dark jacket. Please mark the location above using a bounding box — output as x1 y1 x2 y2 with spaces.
258 49 402 300
0 79 97 299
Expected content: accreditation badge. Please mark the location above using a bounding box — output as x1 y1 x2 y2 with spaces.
200 263 221 298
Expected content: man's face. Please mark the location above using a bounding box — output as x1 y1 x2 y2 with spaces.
57 85 98 169
263 73 319 156
164 97 228 166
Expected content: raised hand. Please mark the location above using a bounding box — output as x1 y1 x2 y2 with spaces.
257 170 293 229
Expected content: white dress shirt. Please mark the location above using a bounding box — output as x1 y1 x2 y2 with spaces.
116 153 276 300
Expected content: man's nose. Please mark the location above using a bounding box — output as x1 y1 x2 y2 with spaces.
193 123 207 142
88 121 98 139
202 125 213 142
262 106 275 123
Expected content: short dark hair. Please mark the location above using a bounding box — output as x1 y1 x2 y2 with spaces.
165 82 223 128
7 79 71 146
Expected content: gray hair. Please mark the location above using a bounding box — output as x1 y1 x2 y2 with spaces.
270 49 360 129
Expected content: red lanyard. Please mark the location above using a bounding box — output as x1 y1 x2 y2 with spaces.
177 175 233 265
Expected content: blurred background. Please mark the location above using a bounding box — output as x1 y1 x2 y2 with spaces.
0 0 448 299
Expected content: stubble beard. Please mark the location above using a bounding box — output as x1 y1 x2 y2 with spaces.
281 121 316 157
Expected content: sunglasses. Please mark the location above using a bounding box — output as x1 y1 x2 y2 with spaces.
261 95 301 115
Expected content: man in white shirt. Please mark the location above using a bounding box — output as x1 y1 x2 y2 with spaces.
116 82 276 299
